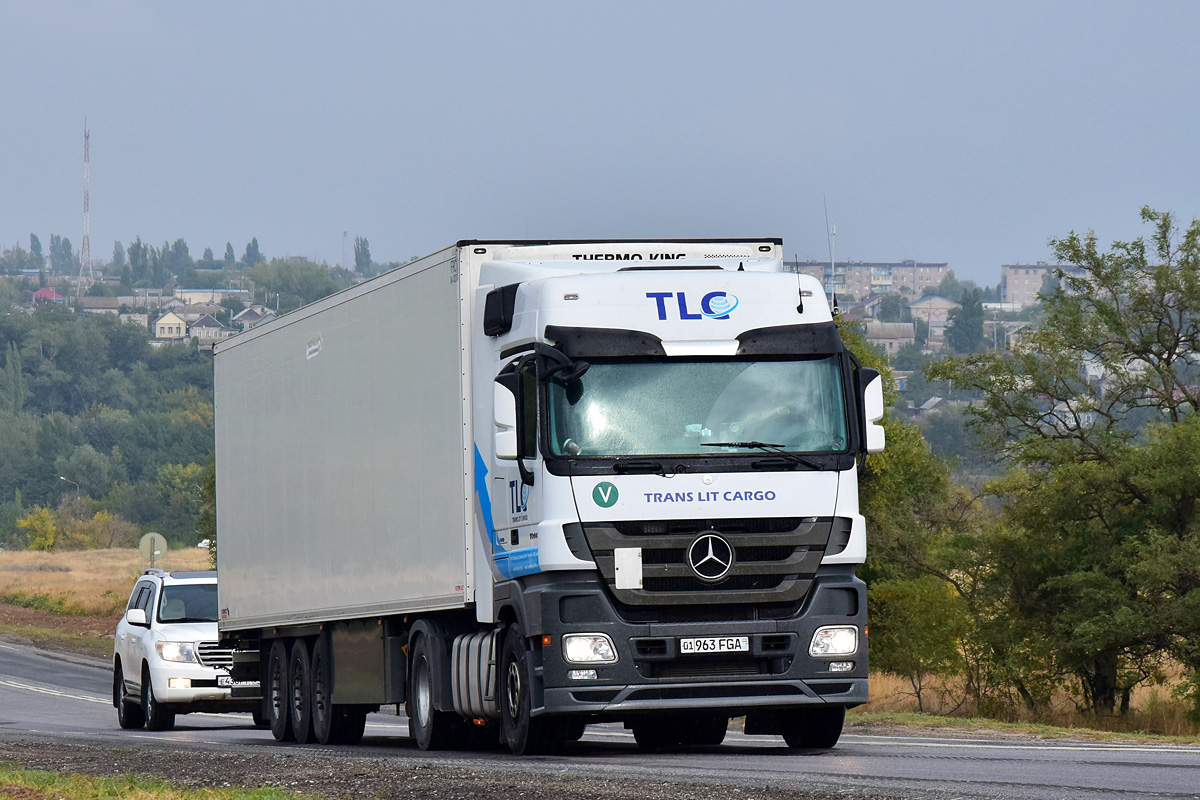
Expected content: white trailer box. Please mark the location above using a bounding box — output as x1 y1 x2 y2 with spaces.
215 247 474 629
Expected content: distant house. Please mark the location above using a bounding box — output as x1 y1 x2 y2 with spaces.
232 305 276 330
32 287 67 305
153 311 188 341
80 297 121 315
189 314 238 350
908 296 960 342
175 288 251 306
863 321 916 356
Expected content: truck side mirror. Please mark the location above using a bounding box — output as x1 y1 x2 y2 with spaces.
494 382 518 460
862 372 885 454
125 608 148 627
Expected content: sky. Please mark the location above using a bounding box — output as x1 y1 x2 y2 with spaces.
2 1 1198 286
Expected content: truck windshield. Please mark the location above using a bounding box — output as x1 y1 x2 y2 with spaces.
158 584 219 623
546 356 849 458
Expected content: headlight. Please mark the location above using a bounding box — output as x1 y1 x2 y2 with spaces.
156 641 198 663
562 633 618 664
809 626 858 657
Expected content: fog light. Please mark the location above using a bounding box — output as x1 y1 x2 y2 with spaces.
562 633 618 664
568 669 598 680
829 661 854 673
168 678 192 689
809 626 858 656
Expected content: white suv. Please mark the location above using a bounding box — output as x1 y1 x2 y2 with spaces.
113 569 259 730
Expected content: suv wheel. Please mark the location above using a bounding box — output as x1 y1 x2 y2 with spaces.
142 665 176 731
114 664 145 729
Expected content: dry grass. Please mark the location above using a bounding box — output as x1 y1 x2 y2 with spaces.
0 548 211 616
860 671 1200 738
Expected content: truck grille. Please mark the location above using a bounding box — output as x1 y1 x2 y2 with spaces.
578 517 848 607
197 641 234 669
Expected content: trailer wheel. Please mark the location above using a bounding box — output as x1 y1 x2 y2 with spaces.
407 635 459 750
310 637 340 745
782 706 845 750
265 640 294 741
336 708 368 745
499 622 563 755
288 639 314 744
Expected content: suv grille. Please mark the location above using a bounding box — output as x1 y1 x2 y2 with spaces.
580 517 848 607
197 641 234 669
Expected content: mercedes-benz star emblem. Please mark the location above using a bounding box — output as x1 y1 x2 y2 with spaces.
687 533 734 582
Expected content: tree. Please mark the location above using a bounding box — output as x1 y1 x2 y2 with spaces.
354 236 372 275
49 235 74 274
930 207 1200 715
18 506 56 551
242 237 264 267
29 234 44 271
943 288 984 353
127 237 150 284
877 293 911 323
110 240 125 271
224 243 236 267
197 459 216 567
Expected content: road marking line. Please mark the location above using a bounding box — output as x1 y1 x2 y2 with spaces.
839 735 1200 755
0 679 109 705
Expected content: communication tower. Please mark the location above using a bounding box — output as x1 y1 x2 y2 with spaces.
80 123 93 283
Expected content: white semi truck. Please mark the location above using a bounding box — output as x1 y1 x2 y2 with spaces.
214 239 884 754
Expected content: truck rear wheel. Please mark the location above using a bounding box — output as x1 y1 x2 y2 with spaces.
407 635 460 750
288 639 315 744
310 637 340 745
782 706 845 750
265 640 294 741
500 623 563 755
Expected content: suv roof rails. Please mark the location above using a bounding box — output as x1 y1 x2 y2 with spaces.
142 568 166 577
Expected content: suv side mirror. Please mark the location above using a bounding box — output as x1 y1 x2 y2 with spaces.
125 608 149 627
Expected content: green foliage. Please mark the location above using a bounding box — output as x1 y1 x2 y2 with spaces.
246 258 349 312
243 236 264 266
877 293 911 323
198 458 216 567
944 287 984 353
930 207 1200 714
0 589 85 615
354 235 373 275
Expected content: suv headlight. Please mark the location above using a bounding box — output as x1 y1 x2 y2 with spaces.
562 633 618 664
809 626 858 657
156 641 198 663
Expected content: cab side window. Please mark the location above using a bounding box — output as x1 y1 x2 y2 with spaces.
127 582 150 612
137 584 157 619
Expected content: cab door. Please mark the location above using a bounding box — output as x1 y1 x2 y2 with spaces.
490 356 543 578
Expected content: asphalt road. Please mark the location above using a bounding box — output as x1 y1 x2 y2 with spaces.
1 639 1198 800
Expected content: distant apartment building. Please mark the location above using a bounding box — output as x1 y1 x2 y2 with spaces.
175 288 251 306
1000 263 1085 307
788 260 948 299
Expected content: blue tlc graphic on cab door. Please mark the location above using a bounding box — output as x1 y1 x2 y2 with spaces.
646 291 739 321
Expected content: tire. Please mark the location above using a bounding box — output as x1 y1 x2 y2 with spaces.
114 664 144 729
141 666 175 731
251 708 270 729
681 715 727 746
336 708 368 745
499 622 563 755
265 640 294 741
782 706 845 750
289 639 314 744
631 717 680 751
407 635 460 750
310 636 340 745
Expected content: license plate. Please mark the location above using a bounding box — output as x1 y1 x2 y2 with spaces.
217 675 232 687
679 636 749 654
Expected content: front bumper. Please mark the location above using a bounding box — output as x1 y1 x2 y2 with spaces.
510 565 869 718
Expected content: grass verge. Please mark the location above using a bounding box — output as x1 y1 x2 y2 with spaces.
0 622 112 660
847 710 1200 745
0 765 316 800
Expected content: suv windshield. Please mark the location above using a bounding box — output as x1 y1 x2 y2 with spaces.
546 356 848 457
158 584 218 623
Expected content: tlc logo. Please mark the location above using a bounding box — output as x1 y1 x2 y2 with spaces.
646 292 739 321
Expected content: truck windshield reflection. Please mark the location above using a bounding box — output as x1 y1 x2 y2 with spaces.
547 356 848 457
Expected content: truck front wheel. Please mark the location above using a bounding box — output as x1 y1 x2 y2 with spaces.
782 706 845 750
407 635 460 750
499 623 563 755
265 640 294 741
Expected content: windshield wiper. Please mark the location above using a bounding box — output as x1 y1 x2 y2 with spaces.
700 441 822 470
